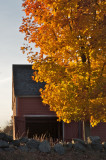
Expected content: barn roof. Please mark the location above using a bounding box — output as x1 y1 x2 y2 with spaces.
12 64 45 96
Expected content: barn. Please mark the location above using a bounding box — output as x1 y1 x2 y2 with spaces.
12 64 106 141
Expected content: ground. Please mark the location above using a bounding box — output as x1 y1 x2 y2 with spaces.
0 150 106 160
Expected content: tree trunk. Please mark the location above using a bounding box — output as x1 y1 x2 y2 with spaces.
83 120 90 141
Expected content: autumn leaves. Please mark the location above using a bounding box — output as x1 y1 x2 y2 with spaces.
20 0 106 126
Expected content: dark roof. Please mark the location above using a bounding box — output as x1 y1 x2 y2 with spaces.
13 64 45 96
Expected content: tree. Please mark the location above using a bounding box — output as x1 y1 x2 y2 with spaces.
20 0 106 140
0 118 13 136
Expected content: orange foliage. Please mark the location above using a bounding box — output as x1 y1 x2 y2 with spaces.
20 0 106 126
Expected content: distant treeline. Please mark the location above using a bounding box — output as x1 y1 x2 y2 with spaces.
0 119 13 136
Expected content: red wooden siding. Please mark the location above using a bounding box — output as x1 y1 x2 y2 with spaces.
91 122 106 142
17 97 56 116
64 122 106 142
15 116 26 138
64 122 79 142
13 96 106 141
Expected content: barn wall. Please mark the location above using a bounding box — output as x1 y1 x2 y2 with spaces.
14 116 26 139
91 122 106 142
64 122 106 142
12 79 17 139
64 121 80 142
12 81 16 116
17 97 56 116
14 96 106 141
13 97 16 140
13 117 15 140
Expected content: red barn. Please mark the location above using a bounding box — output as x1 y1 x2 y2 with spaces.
12 64 106 141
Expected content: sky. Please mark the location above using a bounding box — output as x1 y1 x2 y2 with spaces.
0 0 29 129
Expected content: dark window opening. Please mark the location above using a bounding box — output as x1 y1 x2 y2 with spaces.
25 117 63 141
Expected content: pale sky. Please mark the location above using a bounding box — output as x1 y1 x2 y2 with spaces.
0 0 29 129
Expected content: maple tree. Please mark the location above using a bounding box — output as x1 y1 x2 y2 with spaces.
20 0 106 138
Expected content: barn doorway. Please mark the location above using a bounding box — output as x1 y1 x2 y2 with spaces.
25 117 63 141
